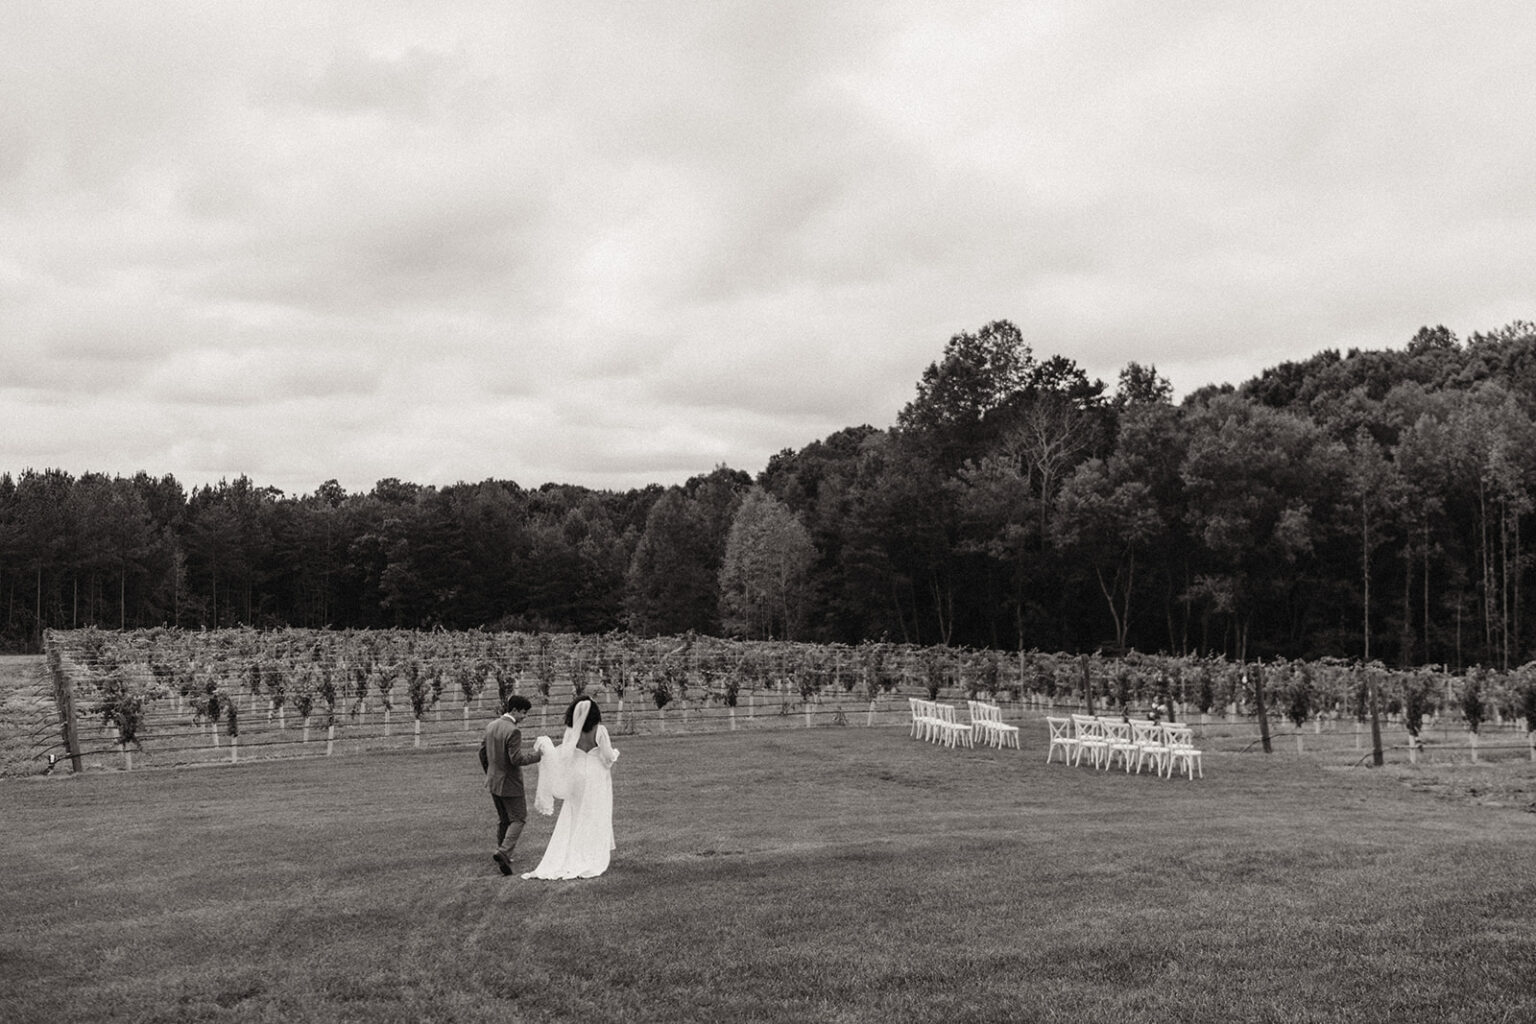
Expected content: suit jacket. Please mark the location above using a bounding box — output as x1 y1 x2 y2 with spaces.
479 715 541 796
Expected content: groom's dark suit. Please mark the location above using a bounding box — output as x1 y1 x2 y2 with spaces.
479 712 542 871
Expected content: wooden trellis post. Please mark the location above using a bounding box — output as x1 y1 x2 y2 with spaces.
47 640 84 773
1080 654 1093 716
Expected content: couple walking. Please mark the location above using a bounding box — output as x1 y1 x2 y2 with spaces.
478 694 620 879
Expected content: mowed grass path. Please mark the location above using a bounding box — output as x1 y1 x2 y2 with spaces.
2 727 1533 1023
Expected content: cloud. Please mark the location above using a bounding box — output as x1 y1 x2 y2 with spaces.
145 342 388 406
2 1 1534 495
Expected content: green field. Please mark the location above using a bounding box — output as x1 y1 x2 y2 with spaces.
3 722 1534 1023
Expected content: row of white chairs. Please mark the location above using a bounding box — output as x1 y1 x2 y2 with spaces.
1046 714 1203 779
908 698 1021 750
965 700 1021 749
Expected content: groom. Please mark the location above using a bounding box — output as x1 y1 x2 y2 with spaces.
478 694 543 875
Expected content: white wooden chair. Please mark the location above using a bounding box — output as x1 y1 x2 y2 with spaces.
1071 714 1110 768
1045 716 1077 764
923 699 946 742
969 701 990 747
931 703 974 748
1131 720 1170 776
1164 723 1203 780
909 698 938 742
967 700 1020 749
995 713 1021 750
965 700 991 745
1103 718 1137 772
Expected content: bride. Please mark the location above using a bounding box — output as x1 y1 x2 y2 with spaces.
524 697 620 879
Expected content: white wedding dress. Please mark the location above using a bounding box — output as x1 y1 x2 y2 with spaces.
524 701 619 880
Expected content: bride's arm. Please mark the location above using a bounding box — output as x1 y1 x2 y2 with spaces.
595 724 620 768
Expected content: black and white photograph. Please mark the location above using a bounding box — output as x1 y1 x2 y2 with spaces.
3 3 1534 1021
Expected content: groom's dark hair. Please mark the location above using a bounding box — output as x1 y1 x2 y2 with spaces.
504 695 532 714
564 697 601 731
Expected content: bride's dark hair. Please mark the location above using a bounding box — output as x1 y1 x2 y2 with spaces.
564 696 602 731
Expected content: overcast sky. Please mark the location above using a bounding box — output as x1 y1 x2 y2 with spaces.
4 2 1533 498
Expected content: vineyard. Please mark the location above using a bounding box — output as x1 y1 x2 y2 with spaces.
16 626 1536 774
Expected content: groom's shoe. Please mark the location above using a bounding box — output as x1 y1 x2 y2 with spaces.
492 851 513 876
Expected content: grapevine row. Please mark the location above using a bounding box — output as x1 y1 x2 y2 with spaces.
39 627 1536 768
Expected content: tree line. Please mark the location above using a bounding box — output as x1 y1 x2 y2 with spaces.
4 318 1535 669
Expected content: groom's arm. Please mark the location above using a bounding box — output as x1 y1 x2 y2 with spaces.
507 727 542 766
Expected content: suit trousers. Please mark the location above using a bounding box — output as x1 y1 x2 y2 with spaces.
492 791 528 845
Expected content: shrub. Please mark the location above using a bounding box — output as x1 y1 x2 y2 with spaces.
1286 669 1312 730
1461 672 1486 734
923 657 944 701
1402 672 1436 738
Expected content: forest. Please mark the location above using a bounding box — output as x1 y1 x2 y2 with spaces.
4 318 1535 670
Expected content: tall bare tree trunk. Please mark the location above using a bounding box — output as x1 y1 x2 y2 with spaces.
1480 484 1493 662
1166 579 1178 654
1362 502 1371 662
1401 542 1414 668
1422 519 1431 664
1456 596 1463 672
1501 502 1509 670
1368 673 1383 767
930 573 953 646
892 579 912 644
1514 511 1522 669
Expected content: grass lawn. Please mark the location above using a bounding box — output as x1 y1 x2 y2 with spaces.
2 726 1533 1023
0 656 54 778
